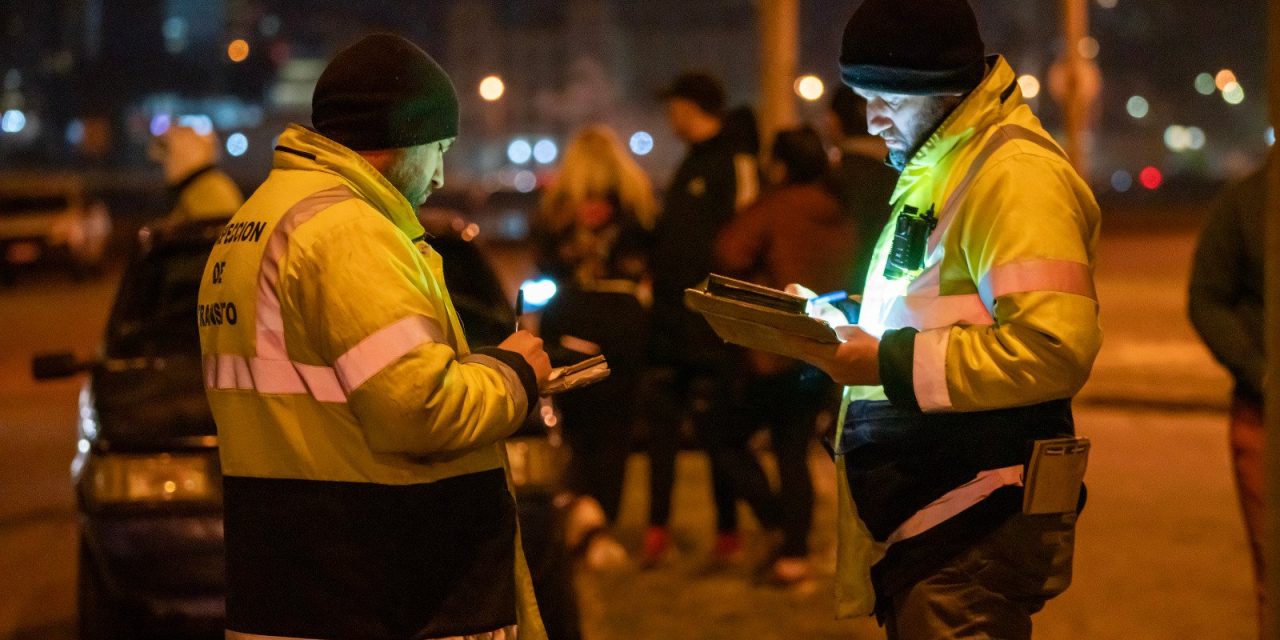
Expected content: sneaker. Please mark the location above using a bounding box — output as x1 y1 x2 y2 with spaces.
583 532 629 571
766 556 813 587
640 526 673 568
711 531 744 565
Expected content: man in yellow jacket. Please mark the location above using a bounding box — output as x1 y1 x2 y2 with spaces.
198 34 551 640
792 1 1102 638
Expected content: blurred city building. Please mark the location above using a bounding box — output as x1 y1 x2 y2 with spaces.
0 0 1271 200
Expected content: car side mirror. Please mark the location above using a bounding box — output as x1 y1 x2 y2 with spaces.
32 352 87 380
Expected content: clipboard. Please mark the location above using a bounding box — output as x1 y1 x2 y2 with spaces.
1022 436 1089 515
684 275 840 360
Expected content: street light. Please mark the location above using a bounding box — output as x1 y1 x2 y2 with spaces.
793 75 824 102
479 75 505 102
227 39 250 63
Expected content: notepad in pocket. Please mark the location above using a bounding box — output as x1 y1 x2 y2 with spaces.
1022 437 1090 515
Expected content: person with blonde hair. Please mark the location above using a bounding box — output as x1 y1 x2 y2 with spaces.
148 125 244 222
534 124 655 569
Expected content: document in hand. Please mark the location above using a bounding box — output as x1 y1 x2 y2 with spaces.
541 354 611 395
684 275 840 360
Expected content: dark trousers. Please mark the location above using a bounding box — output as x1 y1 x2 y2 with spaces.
640 364 739 530
558 371 638 522
719 366 827 557
1229 392 1266 631
883 512 1076 640
540 288 647 524
641 360 825 557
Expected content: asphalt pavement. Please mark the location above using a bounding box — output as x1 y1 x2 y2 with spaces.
0 217 1257 640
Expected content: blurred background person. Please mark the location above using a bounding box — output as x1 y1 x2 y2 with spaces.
715 125 855 586
533 124 655 570
642 71 759 568
1188 156 1269 634
148 125 245 223
826 86 897 296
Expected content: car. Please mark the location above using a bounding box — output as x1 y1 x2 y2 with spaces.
34 214 579 639
0 173 112 284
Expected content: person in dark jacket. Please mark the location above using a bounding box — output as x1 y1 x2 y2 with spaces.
1188 159 1268 632
715 126 855 585
827 86 897 296
533 124 655 570
642 71 759 567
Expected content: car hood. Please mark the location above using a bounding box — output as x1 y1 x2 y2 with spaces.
91 354 216 448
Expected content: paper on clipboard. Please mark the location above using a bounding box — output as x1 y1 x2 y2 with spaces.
684 275 840 361
541 354 611 395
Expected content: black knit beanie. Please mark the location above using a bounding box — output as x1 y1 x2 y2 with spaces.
839 0 986 96
312 33 459 151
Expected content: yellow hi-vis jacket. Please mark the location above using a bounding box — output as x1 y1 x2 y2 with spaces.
198 124 546 640
833 56 1102 617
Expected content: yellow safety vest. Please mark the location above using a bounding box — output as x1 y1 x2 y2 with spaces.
833 55 1102 618
199 124 546 640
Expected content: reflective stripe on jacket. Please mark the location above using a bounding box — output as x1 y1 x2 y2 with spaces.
198 124 546 639
833 56 1102 618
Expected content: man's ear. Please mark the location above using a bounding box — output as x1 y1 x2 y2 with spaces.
357 148 397 174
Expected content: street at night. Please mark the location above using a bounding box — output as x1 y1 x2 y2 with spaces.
0 214 1256 639
3 0 1276 638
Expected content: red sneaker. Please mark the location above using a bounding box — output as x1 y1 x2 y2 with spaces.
640 526 672 568
711 531 743 564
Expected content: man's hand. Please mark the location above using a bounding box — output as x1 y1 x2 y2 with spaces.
794 325 882 387
499 330 552 387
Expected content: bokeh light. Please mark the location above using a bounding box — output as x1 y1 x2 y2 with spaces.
1125 96 1149 119
1110 170 1132 192
226 132 249 157
149 114 171 137
1194 73 1216 96
533 139 558 164
1017 75 1041 99
1 109 26 134
630 131 654 156
1222 82 1245 105
1139 166 1163 190
794 75 825 102
227 39 250 63
1164 125 1189 152
1096 0 1118 7
507 139 532 164
479 75 505 102
1215 69 1237 91
1185 127 1206 151
1077 37 1100 60
513 170 537 193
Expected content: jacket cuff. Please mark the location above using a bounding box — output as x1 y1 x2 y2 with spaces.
472 347 539 419
878 327 920 411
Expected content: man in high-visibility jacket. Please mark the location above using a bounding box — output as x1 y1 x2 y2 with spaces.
198 33 551 640
791 1 1102 638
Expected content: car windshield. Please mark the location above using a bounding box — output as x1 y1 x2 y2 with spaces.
105 243 209 358
0 195 71 214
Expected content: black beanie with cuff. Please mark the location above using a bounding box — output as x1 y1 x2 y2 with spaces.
839 0 986 96
312 33 459 151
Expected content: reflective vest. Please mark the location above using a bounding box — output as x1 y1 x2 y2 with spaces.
198 124 545 640
833 56 1102 617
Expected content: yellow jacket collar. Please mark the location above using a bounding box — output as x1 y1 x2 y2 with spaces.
273 124 426 239
894 56 1022 201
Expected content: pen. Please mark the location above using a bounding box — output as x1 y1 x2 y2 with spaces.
514 288 524 331
811 290 848 306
